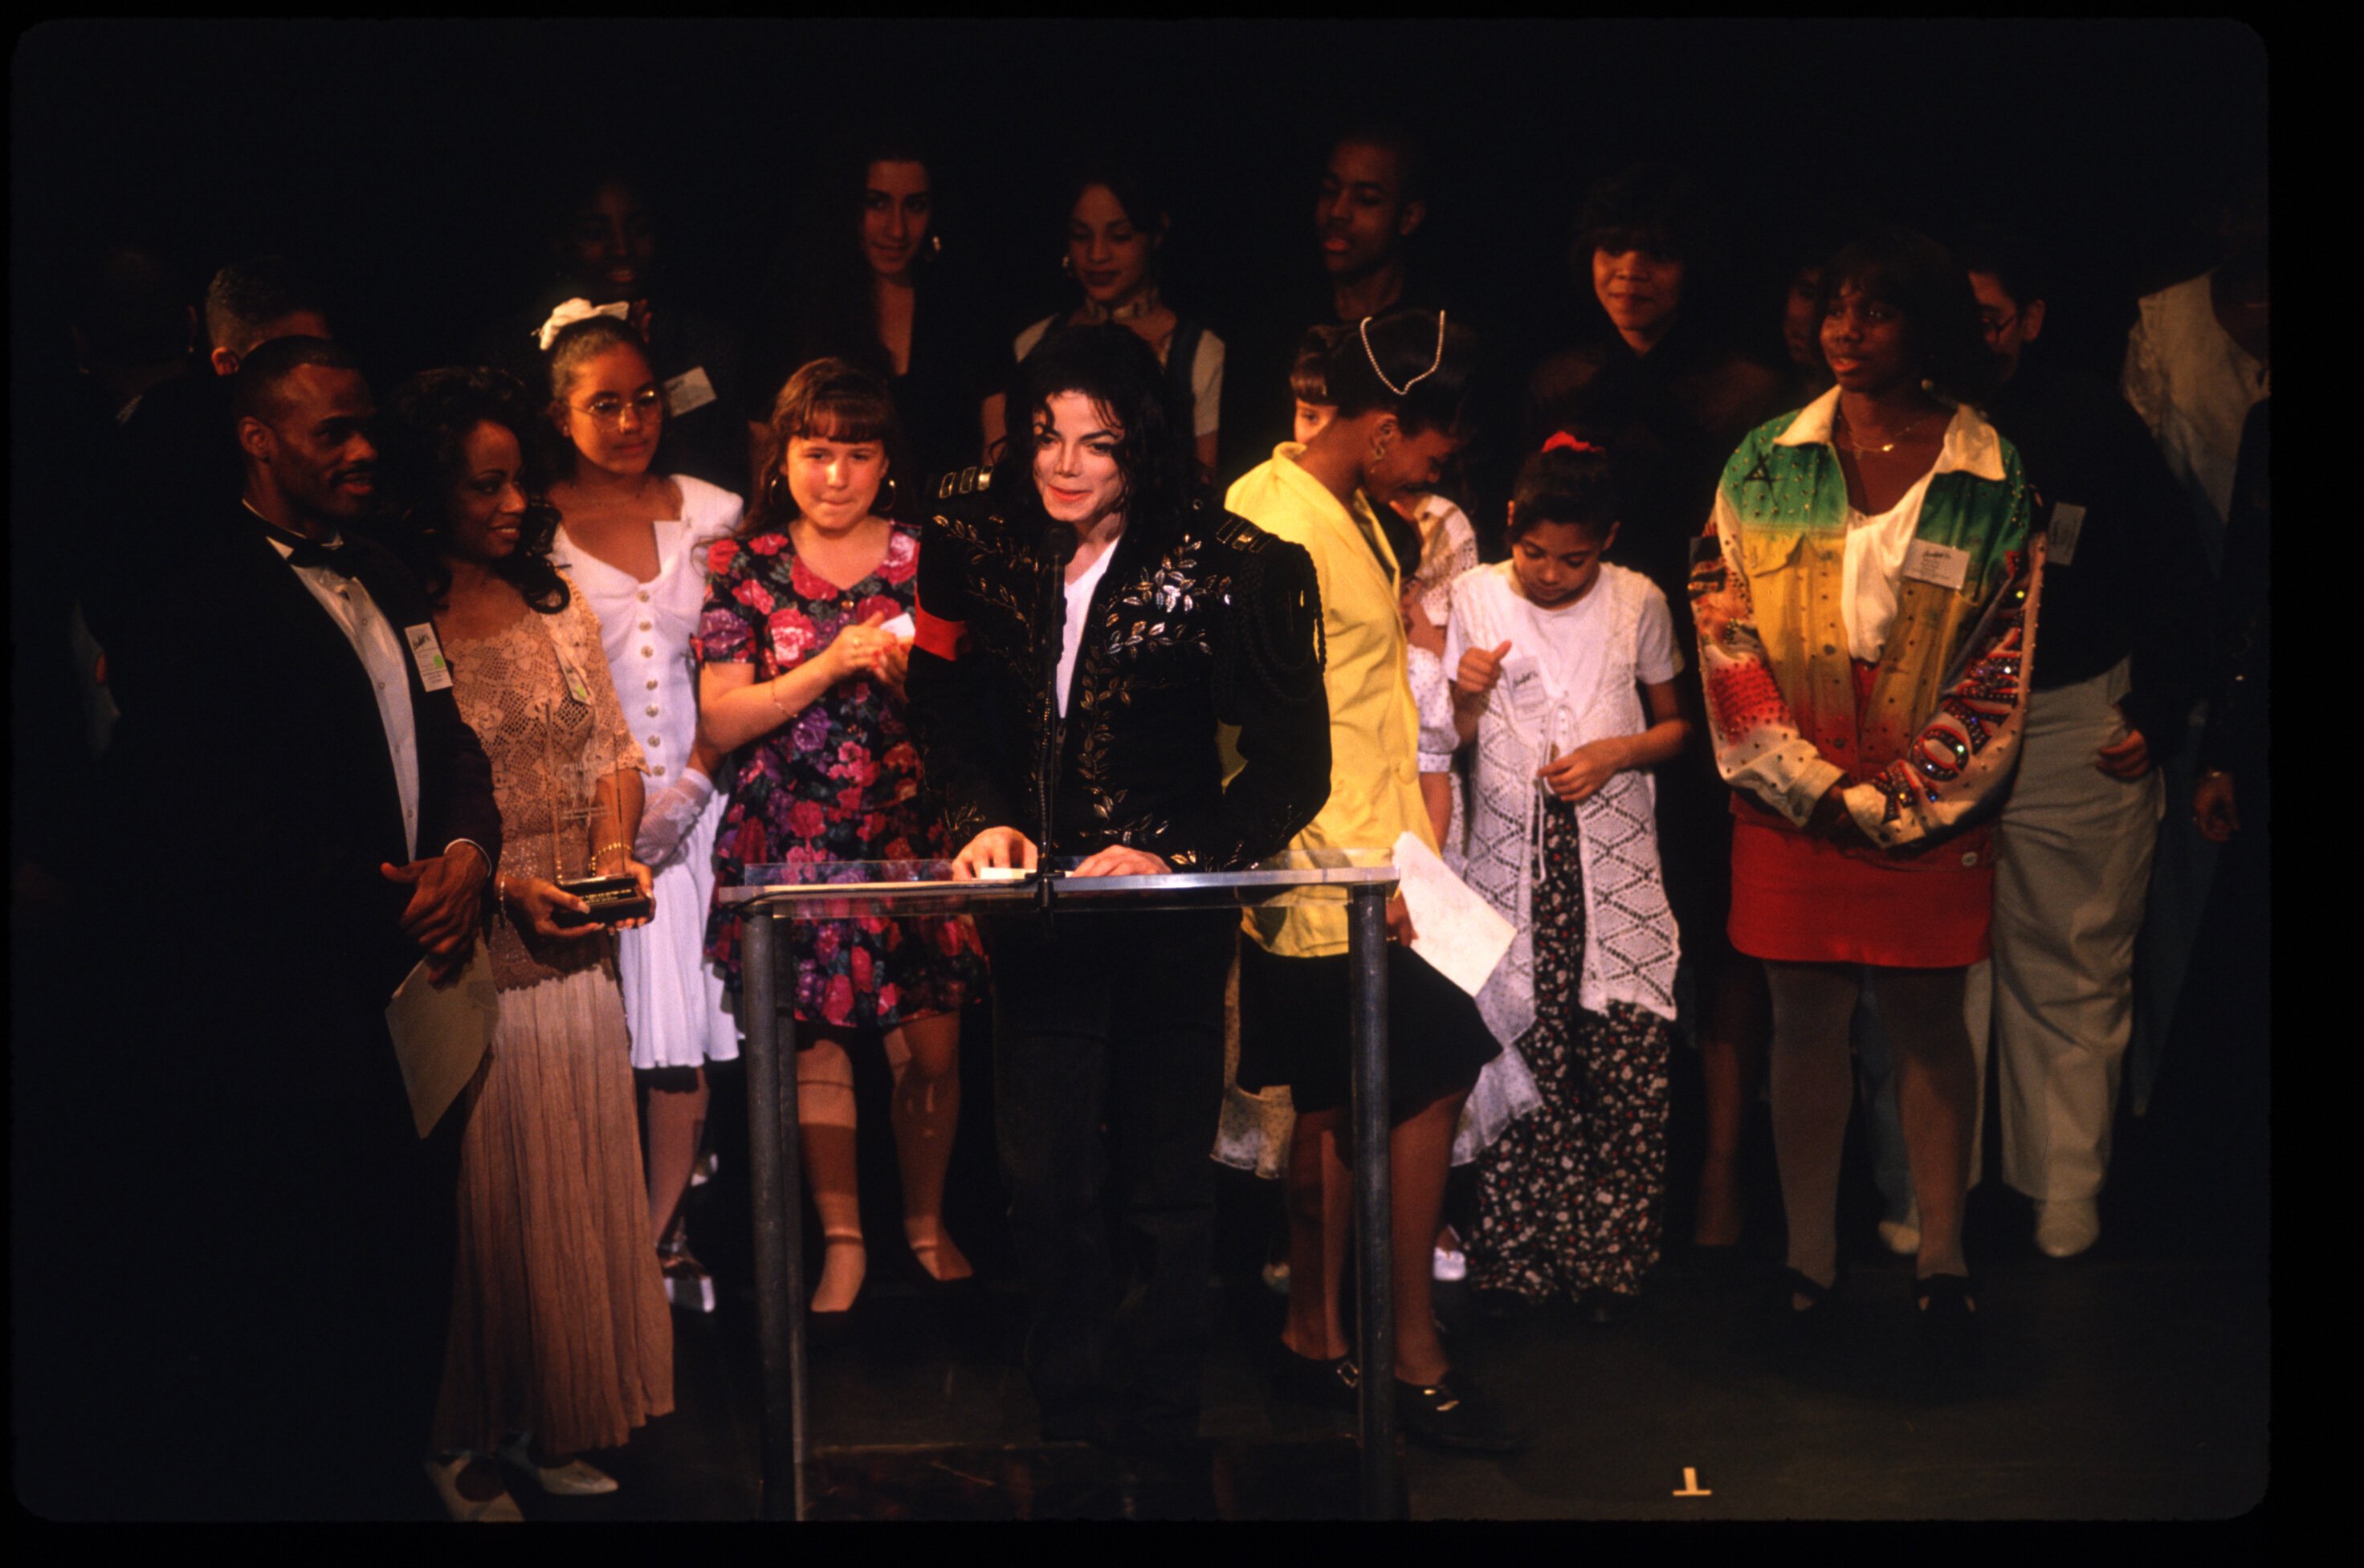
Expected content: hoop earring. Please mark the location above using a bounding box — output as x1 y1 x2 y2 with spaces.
929 234 943 257
1060 253 1074 279
878 475 900 515
767 471 792 510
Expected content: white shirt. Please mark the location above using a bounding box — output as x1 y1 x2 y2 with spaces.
2121 269 2269 563
1840 470 1940 662
1400 491 1479 626
1766 392 2011 663
250 505 422 860
548 473 744 784
1056 541 1119 719
1449 561 1683 760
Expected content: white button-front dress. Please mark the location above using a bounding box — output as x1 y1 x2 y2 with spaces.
551 474 744 1069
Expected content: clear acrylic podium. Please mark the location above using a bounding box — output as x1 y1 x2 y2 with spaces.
717 850 1404 1520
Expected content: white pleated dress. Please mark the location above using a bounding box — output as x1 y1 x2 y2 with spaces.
552 474 745 1069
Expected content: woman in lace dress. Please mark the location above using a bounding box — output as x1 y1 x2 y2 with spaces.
377 367 671 1517
1446 442 1689 1319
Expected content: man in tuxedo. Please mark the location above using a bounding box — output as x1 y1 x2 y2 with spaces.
69 336 500 1517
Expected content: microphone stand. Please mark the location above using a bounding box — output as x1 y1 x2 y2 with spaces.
1034 523 1066 922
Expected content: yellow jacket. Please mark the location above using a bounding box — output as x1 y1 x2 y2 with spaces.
1226 445 1433 957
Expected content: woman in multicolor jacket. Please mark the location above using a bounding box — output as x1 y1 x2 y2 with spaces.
1689 227 2040 1381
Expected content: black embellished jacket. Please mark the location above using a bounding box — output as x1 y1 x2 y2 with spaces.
907 476 1331 872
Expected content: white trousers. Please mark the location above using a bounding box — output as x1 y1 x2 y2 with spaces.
1859 662 2162 1208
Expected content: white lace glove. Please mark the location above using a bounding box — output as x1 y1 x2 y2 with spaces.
634 768 716 870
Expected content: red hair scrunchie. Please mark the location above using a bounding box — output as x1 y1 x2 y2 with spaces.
1542 430 1602 455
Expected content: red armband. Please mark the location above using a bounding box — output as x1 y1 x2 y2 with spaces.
913 601 967 661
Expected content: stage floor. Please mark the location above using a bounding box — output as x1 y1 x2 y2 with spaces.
490 1220 2268 1521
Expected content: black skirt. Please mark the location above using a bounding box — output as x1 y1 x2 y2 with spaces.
1236 939 1501 1121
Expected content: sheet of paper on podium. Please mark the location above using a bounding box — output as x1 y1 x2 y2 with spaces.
1391 830 1514 998
386 940 498 1138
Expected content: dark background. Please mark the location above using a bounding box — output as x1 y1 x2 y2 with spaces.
14 17 2266 423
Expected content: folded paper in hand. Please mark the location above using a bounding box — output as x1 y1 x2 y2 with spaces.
1392 831 1515 998
386 942 498 1138
879 612 916 641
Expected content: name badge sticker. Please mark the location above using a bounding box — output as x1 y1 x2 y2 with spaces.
1901 539 1971 593
405 623 454 692
2049 503 2086 566
1499 650 1549 727
665 366 718 417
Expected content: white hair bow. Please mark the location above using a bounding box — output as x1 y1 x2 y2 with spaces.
534 297 631 352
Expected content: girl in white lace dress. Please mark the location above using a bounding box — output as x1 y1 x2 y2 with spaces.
1445 442 1689 1315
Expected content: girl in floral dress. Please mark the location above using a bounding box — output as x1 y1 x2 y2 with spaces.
695 358 983 1318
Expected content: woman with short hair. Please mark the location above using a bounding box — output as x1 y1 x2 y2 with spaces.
1692 226 2039 1379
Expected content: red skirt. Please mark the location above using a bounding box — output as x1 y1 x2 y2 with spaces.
1726 816 1992 968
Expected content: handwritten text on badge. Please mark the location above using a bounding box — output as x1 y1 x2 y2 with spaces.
405 623 454 692
1901 539 1970 593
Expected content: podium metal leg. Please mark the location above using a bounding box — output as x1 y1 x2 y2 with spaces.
1347 883 1399 1519
742 909 809 1520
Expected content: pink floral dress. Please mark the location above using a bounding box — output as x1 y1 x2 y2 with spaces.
694 521 983 1024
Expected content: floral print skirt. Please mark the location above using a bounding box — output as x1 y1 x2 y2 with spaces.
1469 793 1672 1302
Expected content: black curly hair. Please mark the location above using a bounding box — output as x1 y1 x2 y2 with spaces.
1320 306 1479 436
1816 225 1998 406
373 365 571 614
988 320 1206 552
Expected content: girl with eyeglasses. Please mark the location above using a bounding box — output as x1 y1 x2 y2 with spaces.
543 311 748 1316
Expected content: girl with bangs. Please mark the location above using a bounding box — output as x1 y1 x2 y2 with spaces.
695 358 985 1323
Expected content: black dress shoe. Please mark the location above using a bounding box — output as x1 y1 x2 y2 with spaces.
1395 1370 1528 1453
805 1296 862 1351
1748 1266 1841 1363
1270 1350 1361 1415
1914 1273 1982 1395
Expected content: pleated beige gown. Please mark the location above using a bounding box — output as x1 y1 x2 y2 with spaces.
434 596 674 1455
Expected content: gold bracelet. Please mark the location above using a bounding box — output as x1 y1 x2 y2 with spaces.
593 841 630 869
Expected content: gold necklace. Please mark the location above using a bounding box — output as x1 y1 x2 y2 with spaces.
1836 405 1941 455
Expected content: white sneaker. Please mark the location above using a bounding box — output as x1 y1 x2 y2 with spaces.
425 1453 524 1522
1432 1244 1468 1283
2034 1197 2101 1259
496 1439 620 1497
1877 1202 1922 1258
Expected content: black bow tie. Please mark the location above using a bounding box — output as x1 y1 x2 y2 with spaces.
259 519 358 577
